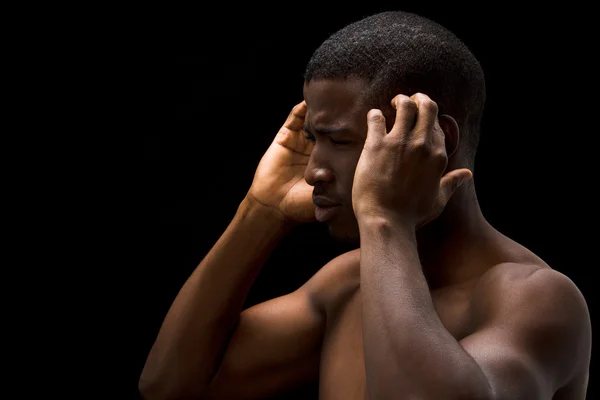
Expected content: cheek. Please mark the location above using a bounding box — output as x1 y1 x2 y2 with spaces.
338 152 363 187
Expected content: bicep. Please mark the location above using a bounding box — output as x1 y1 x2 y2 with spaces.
460 327 551 400
458 266 591 400
204 286 325 399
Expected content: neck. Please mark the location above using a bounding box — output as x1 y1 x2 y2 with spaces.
416 179 495 289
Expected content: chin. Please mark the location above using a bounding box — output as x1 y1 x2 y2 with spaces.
327 217 360 246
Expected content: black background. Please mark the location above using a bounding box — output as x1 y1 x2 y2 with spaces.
139 4 596 399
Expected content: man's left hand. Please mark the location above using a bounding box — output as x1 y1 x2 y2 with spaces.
351 93 472 229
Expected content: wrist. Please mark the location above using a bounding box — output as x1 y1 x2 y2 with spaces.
356 207 415 229
357 211 416 238
240 195 294 233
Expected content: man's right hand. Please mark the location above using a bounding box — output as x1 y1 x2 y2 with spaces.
246 101 316 224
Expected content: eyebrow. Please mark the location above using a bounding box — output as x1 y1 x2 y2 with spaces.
303 125 354 136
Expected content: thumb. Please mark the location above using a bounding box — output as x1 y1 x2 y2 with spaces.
365 109 387 144
438 168 473 203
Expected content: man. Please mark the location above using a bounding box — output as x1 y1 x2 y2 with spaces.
140 10 591 399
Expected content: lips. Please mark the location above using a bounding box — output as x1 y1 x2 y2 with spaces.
315 206 340 222
312 196 341 207
313 196 341 222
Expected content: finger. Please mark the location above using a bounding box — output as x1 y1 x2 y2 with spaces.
390 95 418 138
438 168 473 205
283 101 307 131
276 101 313 155
366 109 387 144
410 93 439 145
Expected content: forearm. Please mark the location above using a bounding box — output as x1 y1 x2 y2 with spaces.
140 196 291 399
358 216 491 400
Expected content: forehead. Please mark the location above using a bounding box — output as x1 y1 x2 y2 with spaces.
303 78 371 130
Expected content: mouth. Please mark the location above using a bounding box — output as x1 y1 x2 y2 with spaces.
315 205 341 222
313 196 342 222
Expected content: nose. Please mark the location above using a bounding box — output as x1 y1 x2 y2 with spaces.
304 147 335 187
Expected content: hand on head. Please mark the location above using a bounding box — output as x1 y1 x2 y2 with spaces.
352 93 472 228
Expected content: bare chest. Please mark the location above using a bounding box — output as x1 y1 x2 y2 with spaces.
318 286 473 400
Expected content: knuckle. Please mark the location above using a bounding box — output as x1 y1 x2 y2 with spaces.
410 92 427 101
420 98 438 113
396 96 417 110
435 150 447 162
392 93 408 103
411 138 429 152
434 148 446 158
434 150 448 166
368 111 386 124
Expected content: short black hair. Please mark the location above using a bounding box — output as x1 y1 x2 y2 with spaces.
304 10 486 167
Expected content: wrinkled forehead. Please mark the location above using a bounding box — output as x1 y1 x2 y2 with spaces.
303 78 372 131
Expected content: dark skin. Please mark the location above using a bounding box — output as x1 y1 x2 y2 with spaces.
139 78 591 400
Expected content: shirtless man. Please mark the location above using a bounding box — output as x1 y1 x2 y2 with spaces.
139 10 591 400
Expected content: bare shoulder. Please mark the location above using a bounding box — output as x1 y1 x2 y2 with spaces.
469 262 592 385
471 262 590 327
302 248 361 315
472 263 589 312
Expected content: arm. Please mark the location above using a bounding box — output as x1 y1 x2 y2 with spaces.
460 265 591 399
352 93 591 399
358 218 490 399
139 197 293 399
203 249 360 399
201 267 326 400
139 202 355 400
140 196 330 400
139 101 322 399
358 218 590 399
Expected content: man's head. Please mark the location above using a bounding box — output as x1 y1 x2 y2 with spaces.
302 10 486 244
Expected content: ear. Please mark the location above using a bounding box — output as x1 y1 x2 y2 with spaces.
438 114 459 158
